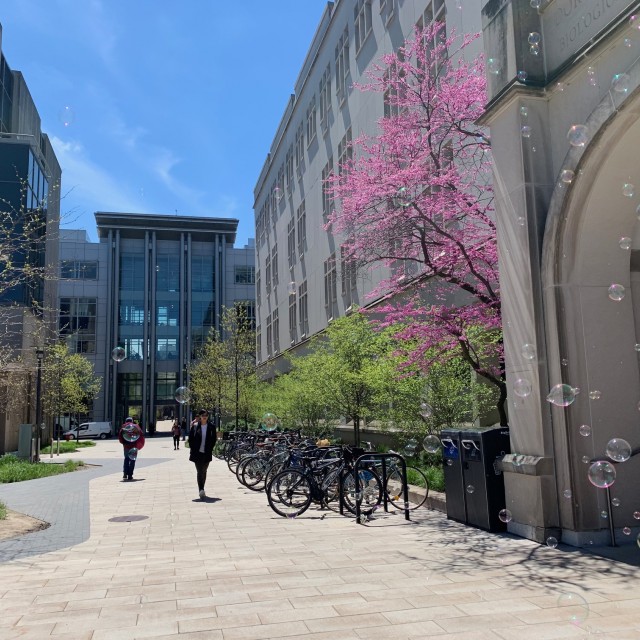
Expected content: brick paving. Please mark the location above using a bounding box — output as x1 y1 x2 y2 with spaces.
0 437 639 639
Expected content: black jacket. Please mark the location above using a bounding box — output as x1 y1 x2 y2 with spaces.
188 420 217 462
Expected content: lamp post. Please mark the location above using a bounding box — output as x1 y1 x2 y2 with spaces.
34 348 44 463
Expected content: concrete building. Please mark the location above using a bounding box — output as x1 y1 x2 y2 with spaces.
0 23 61 454
58 214 255 431
253 0 482 374
481 0 640 545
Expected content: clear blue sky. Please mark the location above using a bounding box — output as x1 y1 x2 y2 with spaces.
1 0 329 247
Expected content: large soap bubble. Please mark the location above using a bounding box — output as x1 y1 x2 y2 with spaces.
261 412 279 429
513 378 532 398
422 435 440 454
608 284 625 301
587 460 616 488
567 125 588 147
174 386 190 404
111 346 126 362
546 384 578 407
605 438 632 462
121 425 140 443
403 439 418 457
127 447 139 461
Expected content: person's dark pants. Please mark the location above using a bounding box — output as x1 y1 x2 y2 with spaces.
192 454 210 491
173 435 180 449
123 451 136 478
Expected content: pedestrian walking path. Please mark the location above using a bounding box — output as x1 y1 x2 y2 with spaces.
0 436 639 639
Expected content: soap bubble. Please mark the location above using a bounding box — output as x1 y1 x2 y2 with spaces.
546 384 578 407
624 37 632 47
419 401 433 419
623 183 635 197
521 343 536 360
561 358 569 366
528 32 541 45
619 237 632 250
521 125 531 138
422 434 440 454
579 424 591 437
557 592 589 625
634 511 640 519
611 497 621 507
499 509 513 523
556 82 565 92
487 58 500 75
582 455 590 464
174 386 190 404
517 70 528 82
121 426 140 443
588 390 601 400
611 73 631 93
404 439 418 457
111 346 126 362
608 284 625 301
630 15 640 29
567 125 588 146
546 536 558 548
513 378 532 398
530 0 541 8
634 344 640 351
600 510 609 519
396 186 411 207
261 413 279 428
606 438 632 462
466 485 475 494
520 106 529 117
127 447 138 461
563 489 572 499
529 44 540 56
587 461 616 488
623 527 631 535
560 170 575 184
274 186 283 202
58 105 75 127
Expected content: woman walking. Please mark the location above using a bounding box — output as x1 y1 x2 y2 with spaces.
188 410 217 499
171 420 181 450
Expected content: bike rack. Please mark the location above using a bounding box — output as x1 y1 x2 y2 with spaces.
353 453 410 524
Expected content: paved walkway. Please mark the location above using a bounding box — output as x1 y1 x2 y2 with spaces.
0 437 639 639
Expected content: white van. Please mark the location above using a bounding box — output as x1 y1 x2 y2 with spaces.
63 422 112 440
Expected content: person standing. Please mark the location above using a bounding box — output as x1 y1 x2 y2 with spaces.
188 409 216 499
181 417 187 441
118 417 145 481
171 420 181 450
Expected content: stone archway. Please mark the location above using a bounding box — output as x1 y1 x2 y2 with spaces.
542 78 640 546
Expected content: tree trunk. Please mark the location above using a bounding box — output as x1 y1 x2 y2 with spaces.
354 415 360 447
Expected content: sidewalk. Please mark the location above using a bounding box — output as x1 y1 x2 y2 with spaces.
0 436 639 639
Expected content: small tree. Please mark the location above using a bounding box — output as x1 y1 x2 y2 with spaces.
328 24 506 423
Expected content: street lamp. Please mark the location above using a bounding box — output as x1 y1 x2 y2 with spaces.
34 348 44 463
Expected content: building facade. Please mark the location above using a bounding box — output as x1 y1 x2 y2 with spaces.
59 214 255 431
0 23 61 454
253 0 482 374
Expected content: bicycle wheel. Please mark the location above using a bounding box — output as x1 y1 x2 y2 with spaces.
322 467 343 507
385 465 429 510
242 457 268 491
267 469 312 518
235 456 253 485
342 468 383 514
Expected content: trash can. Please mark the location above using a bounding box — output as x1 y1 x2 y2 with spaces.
441 429 466 524
459 427 510 532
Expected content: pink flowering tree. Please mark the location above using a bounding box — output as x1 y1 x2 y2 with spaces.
327 23 506 425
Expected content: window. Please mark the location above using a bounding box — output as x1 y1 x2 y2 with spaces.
321 158 334 218
354 0 373 53
59 297 97 354
287 219 296 268
383 50 406 118
380 0 395 24
155 372 179 399
156 303 178 326
256 269 262 306
192 255 214 292
289 291 297 344
123 338 144 361
235 265 255 284
341 245 358 309
265 254 272 293
272 309 280 353
335 27 350 101
235 300 256 329
118 373 142 402
297 201 306 258
156 338 178 360
271 244 279 285
295 122 305 174
258 204 267 246
285 145 294 193
417 0 447 76
324 253 338 319
337 127 353 176
156 254 179 292
319 64 332 130
266 313 273 356
256 326 262 362
277 165 285 203
119 300 146 325
191 300 215 326
120 255 145 291
306 96 317 145
60 260 98 280
298 280 309 337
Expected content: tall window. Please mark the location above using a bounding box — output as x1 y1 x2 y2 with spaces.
380 0 395 25
321 159 334 218
295 122 305 174
156 254 179 292
306 96 317 145
191 300 215 327
256 269 262 306
266 313 273 356
60 260 98 280
287 219 296 268
120 255 145 290
354 0 373 53
271 244 279 285
123 338 144 361
234 265 255 284
59 297 97 354
277 165 285 201
297 201 306 258
272 309 280 353
156 303 178 326
324 253 338 319
298 280 309 337
319 64 332 130
265 254 272 293
337 128 353 176
289 292 297 344
156 338 178 360
417 0 447 76
119 300 146 325
341 245 358 308
155 372 179 399
335 27 350 101
191 255 214 292
235 300 256 329
286 145 294 193
256 327 262 362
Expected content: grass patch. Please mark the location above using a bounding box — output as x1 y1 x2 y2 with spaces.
0 500 6 520
41 440 96 454
0 455 85 484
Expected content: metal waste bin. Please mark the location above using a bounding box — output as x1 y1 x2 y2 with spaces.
459 427 510 532
441 429 466 524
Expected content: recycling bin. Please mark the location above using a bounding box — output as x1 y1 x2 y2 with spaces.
459 426 511 532
441 429 466 524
